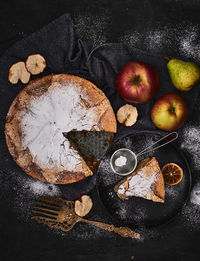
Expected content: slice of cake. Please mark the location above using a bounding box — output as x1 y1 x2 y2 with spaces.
114 157 165 203
66 131 114 173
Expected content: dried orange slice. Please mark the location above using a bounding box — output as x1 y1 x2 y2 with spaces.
162 163 183 185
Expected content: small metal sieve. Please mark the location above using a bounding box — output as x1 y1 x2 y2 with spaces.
110 132 178 176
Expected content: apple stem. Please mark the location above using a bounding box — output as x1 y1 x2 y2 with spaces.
169 106 176 114
130 75 142 85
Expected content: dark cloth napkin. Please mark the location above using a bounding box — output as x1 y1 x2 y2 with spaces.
1 13 200 138
0 13 199 198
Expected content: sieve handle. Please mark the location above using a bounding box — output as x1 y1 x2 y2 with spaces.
136 132 178 157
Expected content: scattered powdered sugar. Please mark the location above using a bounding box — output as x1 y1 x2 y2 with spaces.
136 135 156 159
115 202 130 220
165 185 178 199
74 12 111 47
145 30 167 51
119 22 200 61
133 207 147 225
181 203 200 229
169 124 200 229
120 30 141 47
99 157 121 186
190 183 200 206
6 173 61 221
23 179 61 196
72 14 200 63
177 124 200 227
21 81 98 171
180 125 200 170
179 25 200 60
180 182 200 229
115 155 127 167
137 227 160 242
108 191 115 199
115 203 146 225
119 27 167 52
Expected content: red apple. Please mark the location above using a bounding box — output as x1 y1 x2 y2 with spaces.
116 61 159 104
151 93 188 131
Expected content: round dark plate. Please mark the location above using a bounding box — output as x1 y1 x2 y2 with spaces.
97 131 191 228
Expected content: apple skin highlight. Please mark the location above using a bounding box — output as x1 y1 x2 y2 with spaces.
116 61 159 104
151 93 188 131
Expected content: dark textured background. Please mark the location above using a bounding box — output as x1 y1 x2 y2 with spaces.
1 1 200 260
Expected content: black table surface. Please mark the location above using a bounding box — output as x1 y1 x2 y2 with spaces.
1 1 200 261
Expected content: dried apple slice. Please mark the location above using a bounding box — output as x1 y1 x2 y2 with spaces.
117 104 138 127
9 61 31 84
74 195 93 217
25 54 46 75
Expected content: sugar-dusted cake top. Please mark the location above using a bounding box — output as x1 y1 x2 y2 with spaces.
115 157 165 203
21 82 98 170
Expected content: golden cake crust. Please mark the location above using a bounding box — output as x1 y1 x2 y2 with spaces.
5 74 117 184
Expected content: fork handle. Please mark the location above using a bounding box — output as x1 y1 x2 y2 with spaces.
79 218 140 239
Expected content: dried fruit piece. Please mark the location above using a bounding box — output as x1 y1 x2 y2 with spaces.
117 104 138 127
162 163 183 185
9 61 31 84
25 54 46 75
74 195 93 217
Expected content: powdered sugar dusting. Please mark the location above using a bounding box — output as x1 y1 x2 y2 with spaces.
115 155 127 167
74 12 111 47
181 203 200 229
181 125 200 170
117 170 158 200
179 25 200 60
165 185 178 199
73 14 200 62
21 81 98 170
99 158 120 186
3 173 61 221
190 183 200 206
120 30 141 47
119 22 200 61
145 30 166 51
23 179 60 196
115 202 130 220
176 123 200 229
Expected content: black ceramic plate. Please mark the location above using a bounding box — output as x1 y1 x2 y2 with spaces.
97 131 191 228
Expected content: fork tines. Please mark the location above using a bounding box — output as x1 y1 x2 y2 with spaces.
32 196 64 220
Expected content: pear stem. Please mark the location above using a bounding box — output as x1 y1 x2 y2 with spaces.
164 56 170 62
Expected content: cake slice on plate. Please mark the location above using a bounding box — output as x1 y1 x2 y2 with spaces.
114 157 165 203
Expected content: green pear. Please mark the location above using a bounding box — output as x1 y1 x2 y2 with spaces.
167 58 200 91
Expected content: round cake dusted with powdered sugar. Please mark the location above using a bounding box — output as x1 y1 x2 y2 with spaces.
5 74 117 184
